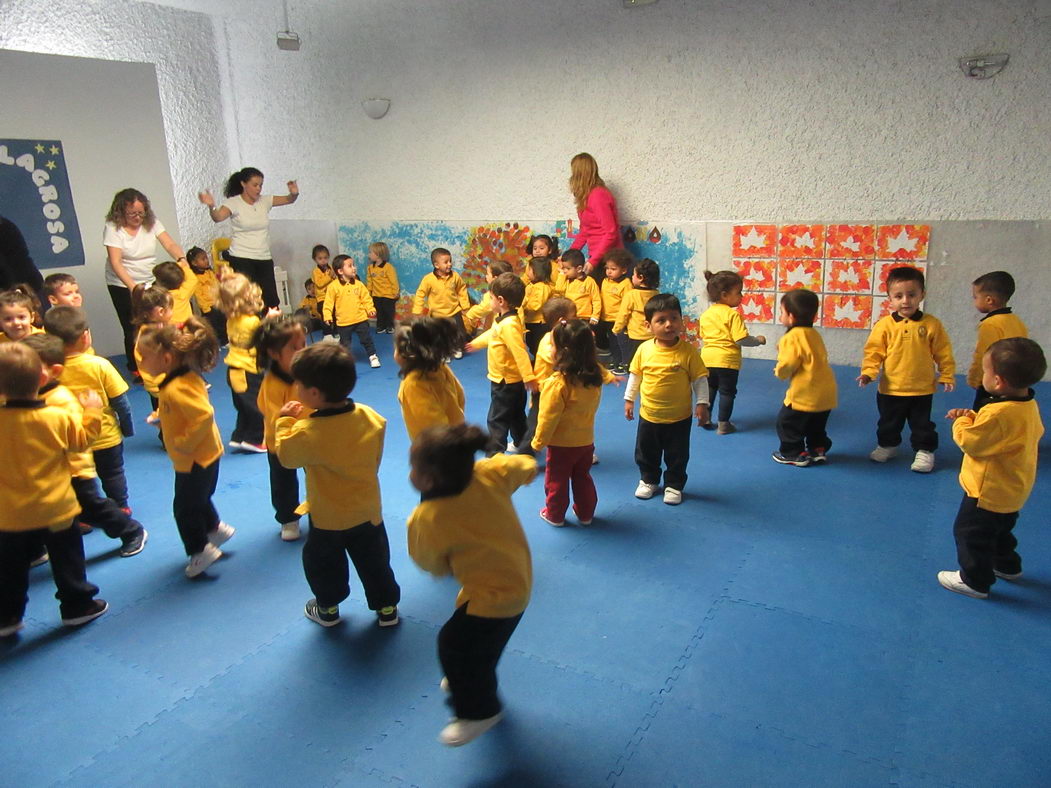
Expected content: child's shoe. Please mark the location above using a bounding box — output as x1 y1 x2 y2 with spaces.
61 599 109 627
377 606 399 627
663 487 683 505
539 508 566 527
994 567 1023 580
701 422 716 431
185 544 222 578
634 480 659 499
78 522 94 534
716 421 736 435
369 354 381 368
146 410 160 425
591 453 599 465
280 520 301 541
439 712 504 747
239 441 268 454
937 570 988 599
910 450 935 473
771 451 811 467
208 521 236 548
29 550 49 568
811 448 828 464
869 445 897 462
0 618 24 637
119 527 148 557
305 599 341 627
452 349 463 359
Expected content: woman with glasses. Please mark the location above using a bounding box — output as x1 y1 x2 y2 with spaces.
103 188 187 375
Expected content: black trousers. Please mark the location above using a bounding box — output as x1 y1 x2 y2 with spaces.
227 254 279 309
374 297 397 332
336 321 376 359
107 285 137 372
0 521 99 622
876 393 937 451
515 394 539 457
953 495 1021 593
72 476 141 540
595 321 622 364
486 380 528 456
228 368 264 445
267 452 300 524
203 308 228 345
776 405 832 456
635 416 692 490
302 519 400 610
93 443 129 509
707 367 740 423
439 603 523 720
173 460 221 556
622 336 646 368
524 322 547 357
446 313 468 349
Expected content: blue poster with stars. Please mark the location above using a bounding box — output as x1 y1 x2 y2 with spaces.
0 139 84 269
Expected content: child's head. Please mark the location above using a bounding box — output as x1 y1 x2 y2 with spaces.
289 342 357 406
541 296 577 328
131 283 174 325
186 246 211 273
217 273 263 317
393 316 459 376
704 270 744 305
984 337 1046 394
490 272 525 312
43 273 82 308
253 314 308 374
369 242 390 264
21 333 66 382
633 258 660 289
431 248 453 276
526 234 559 259
972 271 1015 313
885 266 925 318
409 423 488 498
42 305 91 351
552 318 602 388
0 286 38 341
152 261 186 291
0 342 46 400
559 249 587 281
527 256 552 285
779 289 819 327
644 293 684 344
602 248 634 282
304 279 316 297
136 316 219 377
332 254 357 281
312 244 331 267
485 259 513 284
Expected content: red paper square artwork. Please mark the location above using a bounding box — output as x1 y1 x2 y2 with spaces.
778 224 825 258
824 259 873 294
826 224 875 258
823 295 872 329
875 262 926 294
876 225 930 260
777 258 823 292
871 297 895 325
732 225 777 257
733 258 776 291
737 292 775 324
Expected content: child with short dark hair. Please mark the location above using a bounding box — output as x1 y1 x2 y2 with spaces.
521 257 554 356
310 244 336 305
323 254 380 368
858 266 954 473
394 316 465 441
612 258 659 367
463 259 513 337
275 343 401 629
559 249 601 325
407 422 536 747
624 294 709 505
413 247 471 357
968 271 1027 410
772 289 837 467
939 337 1045 599
43 273 83 308
366 241 400 334
153 259 197 325
598 248 634 373
187 246 227 344
217 273 268 452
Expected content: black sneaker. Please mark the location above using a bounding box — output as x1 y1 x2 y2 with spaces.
771 451 811 467
29 550 49 568
119 528 148 557
62 599 109 627
811 448 828 464
377 606 399 627
304 599 341 627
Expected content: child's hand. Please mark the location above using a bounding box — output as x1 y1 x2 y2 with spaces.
197 190 215 207
589 317 599 326
695 403 711 427
287 180 299 196
856 374 873 387
525 379 539 394
946 408 974 420
266 306 282 317
624 400 634 421
757 335 767 345
78 390 103 410
280 400 303 418
941 381 956 392
612 375 625 386
464 342 476 354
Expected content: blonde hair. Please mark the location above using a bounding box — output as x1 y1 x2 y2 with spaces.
138 316 219 374
217 273 263 317
369 241 390 263
568 152 605 214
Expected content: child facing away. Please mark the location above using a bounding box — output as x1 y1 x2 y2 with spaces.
187 246 227 345
559 249 602 327
412 247 471 358
275 343 401 628
531 319 618 527
131 284 174 424
968 271 1028 411
406 423 537 747
521 256 554 356
43 273 83 308
938 337 1045 599
771 289 837 467
0 342 108 637
612 257 660 368
217 273 269 452
296 279 325 335
254 314 310 542
624 294 710 505
366 241 400 334
699 270 767 434
465 272 538 456
323 254 380 368
597 248 634 374
463 259 513 337
136 318 234 578
0 285 44 344
152 259 198 325
858 266 955 473
395 316 466 441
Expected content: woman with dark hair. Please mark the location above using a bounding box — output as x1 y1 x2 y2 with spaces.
103 188 186 372
198 168 299 309
567 152 623 281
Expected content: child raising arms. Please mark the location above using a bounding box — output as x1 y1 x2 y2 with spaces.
395 316 466 441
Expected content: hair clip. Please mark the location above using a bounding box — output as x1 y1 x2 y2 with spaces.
559 318 568 326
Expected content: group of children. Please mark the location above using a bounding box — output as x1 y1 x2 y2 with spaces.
0 233 1044 746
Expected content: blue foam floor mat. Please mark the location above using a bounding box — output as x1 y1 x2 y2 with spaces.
2 333 1050 786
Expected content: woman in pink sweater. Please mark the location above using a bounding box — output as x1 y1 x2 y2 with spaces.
567 153 623 282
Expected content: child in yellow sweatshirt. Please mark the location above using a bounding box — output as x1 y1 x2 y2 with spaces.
187 246 227 345
218 273 268 452
463 259 512 337
152 260 198 326
366 241 400 334
558 249 601 325
412 247 471 356
968 271 1028 411
324 255 379 368
597 249 634 374
613 258 660 368
394 316 465 441
521 257 555 356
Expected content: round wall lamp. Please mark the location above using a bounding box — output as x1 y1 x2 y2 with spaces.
362 98 391 120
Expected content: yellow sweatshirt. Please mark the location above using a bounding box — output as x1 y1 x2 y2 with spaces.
407 454 536 618
533 331 556 383
193 269 218 313
41 381 96 479
275 401 386 530
629 338 708 423
471 311 535 384
169 261 199 325
613 287 658 339
412 271 470 317
463 292 492 334
774 327 838 412
564 276 602 321
861 311 955 396
954 394 1043 513
522 281 554 325
601 276 631 322
323 278 375 327
157 368 223 473
257 367 313 450
225 314 261 374
968 309 1028 388
700 303 750 370
311 265 337 303
397 365 466 441
60 351 129 451
135 324 165 396
0 400 101 532
366 261 400 299
532 368 616 450
298 294 322 321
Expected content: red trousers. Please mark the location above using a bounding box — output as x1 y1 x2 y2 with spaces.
544 444 597 522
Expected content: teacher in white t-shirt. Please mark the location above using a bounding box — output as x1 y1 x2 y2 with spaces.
198 167 299 309
103 187 186 372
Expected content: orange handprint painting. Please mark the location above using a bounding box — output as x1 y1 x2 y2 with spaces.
875 262 925 295
876 225 930 260
778 225 825 258
825 260 873 294
737 292 775 324
732 225 777 258
826 225 875 258
733 259 776 291
777 258 823 292
823 295 872 329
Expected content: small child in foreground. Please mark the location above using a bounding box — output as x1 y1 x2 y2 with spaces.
938 338 1045 599
406 423 537 747
275 343 400 629
395 316 465 441
968 271 1028 411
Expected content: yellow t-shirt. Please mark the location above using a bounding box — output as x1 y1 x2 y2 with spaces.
522 281 554 325
41 381 96 479
532 368 615 450
564 276 602 321
412 271 470 317
169 262 199 325
699 303 750 370
257 367 313 450
463 292 492 334
860 312 955 396
312 265 337 303
774 327 838 412
323 279 375 327
629 338 708 424
135 324 165 396
193 269 219 313
397 365 466 441
601 276 631 322
59 351 130 451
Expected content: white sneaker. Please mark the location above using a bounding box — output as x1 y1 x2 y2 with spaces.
439 712 504 747
937 570 987 599
869 445 897 462
911 450 935 473
663 487 683 505
452 349 463 359
369 354 381 368
506 440 518 454
208 521 235 548
591 453 599 465
280 520 301 541
322 335 340 344
634 480 659 499
185 543 223 578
